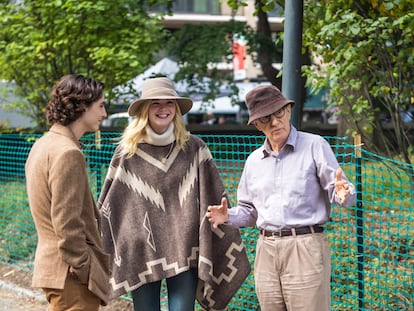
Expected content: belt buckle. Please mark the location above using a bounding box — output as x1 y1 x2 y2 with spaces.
272 229 282 237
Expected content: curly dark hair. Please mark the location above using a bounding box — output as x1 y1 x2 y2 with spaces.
46 74 105 125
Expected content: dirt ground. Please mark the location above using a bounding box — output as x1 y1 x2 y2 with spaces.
0 264 133 310
0 284 46 311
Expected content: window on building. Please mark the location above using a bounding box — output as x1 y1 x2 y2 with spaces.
155 0 221 15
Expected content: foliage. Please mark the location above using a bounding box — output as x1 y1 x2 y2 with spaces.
0 120 10 131
166 2 285 102
0 0 171 130
225 1 414 162
0 181 36 266
166 21 250 102
302 0 414 163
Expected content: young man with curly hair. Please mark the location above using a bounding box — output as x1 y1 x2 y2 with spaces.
25 74 110 311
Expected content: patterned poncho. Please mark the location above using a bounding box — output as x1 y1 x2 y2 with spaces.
98 135 250 310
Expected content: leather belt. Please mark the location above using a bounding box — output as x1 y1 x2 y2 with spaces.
260 225 324 237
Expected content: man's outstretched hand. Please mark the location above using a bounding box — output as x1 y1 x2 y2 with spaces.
206 197 229 229
335 168 351 204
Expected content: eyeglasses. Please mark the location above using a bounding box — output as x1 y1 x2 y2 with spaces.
257 105 289 124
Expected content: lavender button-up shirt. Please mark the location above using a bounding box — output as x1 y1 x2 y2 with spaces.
228 126 356 231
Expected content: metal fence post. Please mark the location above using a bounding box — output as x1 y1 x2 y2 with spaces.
355 134 364 310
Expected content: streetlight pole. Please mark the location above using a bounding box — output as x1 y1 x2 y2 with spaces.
282 0 304 128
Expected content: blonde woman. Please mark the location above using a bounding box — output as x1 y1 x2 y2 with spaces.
98 77 250 311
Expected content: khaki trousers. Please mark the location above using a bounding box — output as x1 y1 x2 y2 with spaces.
43 273 100 311
254 232 331 311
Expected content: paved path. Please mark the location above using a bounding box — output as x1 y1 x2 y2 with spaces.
0 281 46 311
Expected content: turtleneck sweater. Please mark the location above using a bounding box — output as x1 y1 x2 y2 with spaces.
143 123 175 146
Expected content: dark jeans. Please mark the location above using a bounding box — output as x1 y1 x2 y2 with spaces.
131 269 198 311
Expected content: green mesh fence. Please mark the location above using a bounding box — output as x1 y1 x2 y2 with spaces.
0 131 412 310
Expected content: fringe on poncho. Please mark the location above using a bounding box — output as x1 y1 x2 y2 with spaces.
98 135 251 310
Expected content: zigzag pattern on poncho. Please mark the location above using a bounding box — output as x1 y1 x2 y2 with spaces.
98 135 251 310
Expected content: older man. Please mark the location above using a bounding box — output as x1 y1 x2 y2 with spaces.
207 85 356 311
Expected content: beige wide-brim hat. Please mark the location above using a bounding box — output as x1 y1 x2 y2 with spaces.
128 77 193 116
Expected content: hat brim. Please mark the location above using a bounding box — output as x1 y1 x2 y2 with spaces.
128 96 193 116
247 100 294 125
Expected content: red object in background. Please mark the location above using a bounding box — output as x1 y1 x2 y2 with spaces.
232 41 246 71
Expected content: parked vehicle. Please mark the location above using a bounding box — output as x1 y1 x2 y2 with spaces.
100 112 132 129
184 96 248 125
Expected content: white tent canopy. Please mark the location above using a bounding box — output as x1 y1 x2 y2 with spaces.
112 58 180 104
190 96 240 114
125 57 180 93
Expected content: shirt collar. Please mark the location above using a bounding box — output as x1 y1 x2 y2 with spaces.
262 125 298 158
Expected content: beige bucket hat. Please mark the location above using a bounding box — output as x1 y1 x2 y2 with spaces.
128 77 193 116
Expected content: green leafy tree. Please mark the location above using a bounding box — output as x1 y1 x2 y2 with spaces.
303 1 414 163
226 0 413 163
165 1 285 103
166 21 249 101
0 0 171 130
167 1 316 130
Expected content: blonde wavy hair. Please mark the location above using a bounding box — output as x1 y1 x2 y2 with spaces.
117 100 190 158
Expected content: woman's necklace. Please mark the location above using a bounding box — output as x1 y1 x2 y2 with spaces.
161 142 175 164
